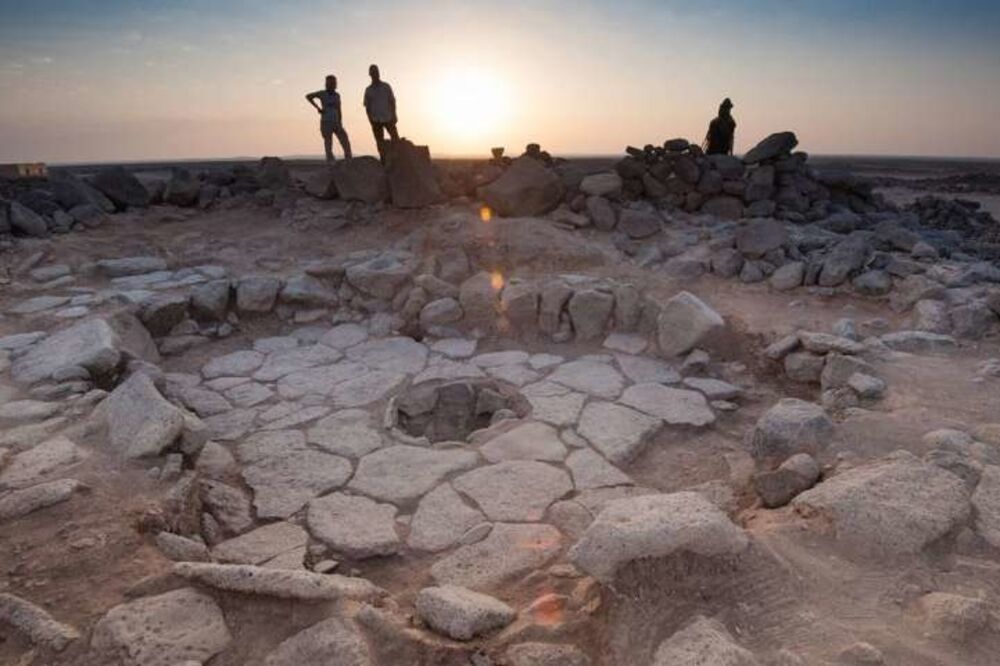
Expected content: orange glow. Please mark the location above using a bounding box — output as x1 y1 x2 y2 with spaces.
529 592 566 627
490 270 504 291
480 206 492 223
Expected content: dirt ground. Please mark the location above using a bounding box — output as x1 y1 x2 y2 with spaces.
1 166 999 665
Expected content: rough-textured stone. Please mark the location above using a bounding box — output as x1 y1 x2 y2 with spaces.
453 461 572 521
652 616 759 666
102 373 184 459
408 483 487 552
416 585 515 641
577 401 662 463
264 617 372 666
656 291 725 357
431 523 562 590
793 451 970 556
242 449 352 519
90 588 230 666
349 445 479 504
620 383 716 427
332 156 388 202
570 492 748 584
0 592 80 651
548 360 625 399
11 318 121 385
751 399 833 461
479 157 563 217
307 492 401 557
480 421 568 462
172 562 384 601
211 522 308 564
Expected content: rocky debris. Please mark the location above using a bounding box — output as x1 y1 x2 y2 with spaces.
656 291 725 357
307 492 401 558
431 522 562 590
570 492 748 584
753 453 821 508
101 373 184 459
263 616 373 666
90 588 231 666
793 451 970 556
92 166 151 210
652 616 759 666
49 170 115 213
751 399 834 461
0 478 84 521
172 562 385 601
0 592 80 652
416 585 515 641
908 592 991 642
11 317 122 386
479 156 563 217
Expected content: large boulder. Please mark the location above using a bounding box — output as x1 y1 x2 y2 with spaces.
11 318 122 385
579 172 623 198
735 219 788 258
256 156 290 189
92 166 151 210
478 157 563 217
7 201 48 237
793 451 970 556
332 156 389 203
656 291 725 357
750 399 833 461
50 171 115 213
101 373 185 459
653 616 759 666
743 132 798 164
818 234 872 287
163 169 201 207
569 492 748 584
618 209 661 238
385 140 442 208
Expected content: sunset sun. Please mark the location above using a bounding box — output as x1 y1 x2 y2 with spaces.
428 67 510 144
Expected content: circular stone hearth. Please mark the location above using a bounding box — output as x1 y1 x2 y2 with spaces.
393 379 531 443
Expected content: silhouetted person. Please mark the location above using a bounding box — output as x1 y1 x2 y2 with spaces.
705 98 736 156
364 64 398 161
306 75 352 162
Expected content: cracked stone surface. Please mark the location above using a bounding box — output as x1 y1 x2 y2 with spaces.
453 461 573 521
548 360 625 399
307 492 401 558
407 483 488 552
242 450 353 519
479 421 568 463
620 383 716 427
348 445 480 505
430 523 563 591
576 401 662 464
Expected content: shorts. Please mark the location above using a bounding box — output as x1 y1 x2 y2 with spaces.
320 119 344 136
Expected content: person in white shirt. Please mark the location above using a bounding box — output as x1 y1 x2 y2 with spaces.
363 64 399 161
306 75 352 162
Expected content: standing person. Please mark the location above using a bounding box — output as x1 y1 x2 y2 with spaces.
364 64 399 161
306 75 352 162
704 98 736 156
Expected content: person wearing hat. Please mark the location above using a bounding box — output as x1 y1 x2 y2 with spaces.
705 98 736 156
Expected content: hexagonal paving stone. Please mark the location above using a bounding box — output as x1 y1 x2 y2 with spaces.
453 461 572 521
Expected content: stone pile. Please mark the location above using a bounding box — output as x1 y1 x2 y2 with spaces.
906 195 1000 259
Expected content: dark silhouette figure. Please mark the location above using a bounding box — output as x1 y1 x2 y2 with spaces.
364 64 399 161
705 98 736 156
306 75 352 162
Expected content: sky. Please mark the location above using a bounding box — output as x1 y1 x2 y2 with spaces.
1 0 999 164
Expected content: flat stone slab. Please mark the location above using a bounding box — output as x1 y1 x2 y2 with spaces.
202 350 265 379
91 588 231 666
252 344 342 381
486 364 541 387
570 492 749 584
548 360 625 399
408 483 487 552
349 445 480 505
472 351 530 367
242 450 353 519
565 448 632 490
211 522 309 565
175 387 231 417
223 382 273 407
276 360 366 399
523 384 587 427
236 429 308 463
346 337 428 374
320 323 369 349
620 383 716 426
260 405 330 431
203 409 257 441
453 461 572 521
329 370 407 408
307 410 384 458
431 338 477 359
480 421 568 463
307 492 401 558
682 377 742 400
430 523 562 591
577 401 662 464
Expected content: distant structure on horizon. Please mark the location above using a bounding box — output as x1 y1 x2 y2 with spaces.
0 162 48 180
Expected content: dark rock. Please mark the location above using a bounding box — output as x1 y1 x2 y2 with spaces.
92 167 151 210
818 234 872 287
743 132 799 164
700 195 743 220
50 171 115 213
8 201 48 237
255 157 290 189
478 157 562 217
385 140 443 208
618 209 661 239
164 169 201 207
735 219 788 258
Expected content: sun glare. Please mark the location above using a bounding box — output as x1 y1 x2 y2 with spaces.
428 67 510 148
